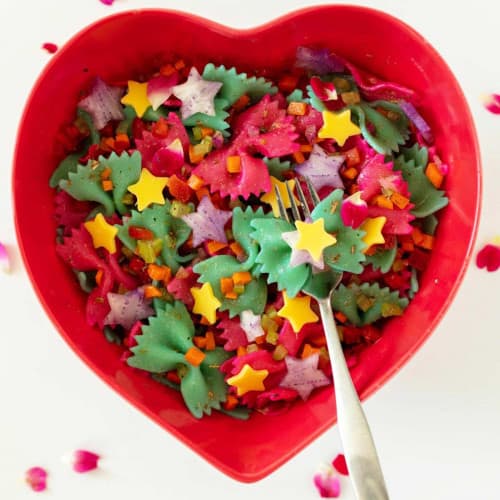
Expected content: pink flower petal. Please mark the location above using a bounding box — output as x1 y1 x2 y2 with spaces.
0 241 11 273
476 243 500 272
481 93 500 114
41 42 58 54
313 468 341 498
72 450 100 473
151 138 185 177
99 0 115 5
25 466 48 492
147 73 179 110
340 191 368 228
332 453 349 475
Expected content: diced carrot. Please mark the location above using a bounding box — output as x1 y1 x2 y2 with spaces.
224 291 238 300
255 335 266 345
95 269 104 286
334 311 348 323
287 101 308 116
102 179 114 191
160 63 176 76
162 267 172 286
143 285 163 299
115 133 130 147
226 155 241 174
184 347 206 367
187 174 205 191
223 394 239 411
419 234 434 250
364 245 378 256
229 241 245 258
390 192 410 209
207 240 227 255
100 167 112 180
411 227 425 245
205 331 216 351
147 264 172 281
374 195 393 210
200 126 214 137
293 151 305 164
232 271 252 285
220 277 234 295
128 226 155 240
425 162 444 188
188 144 205 164
195 187 210 201
151 118 169 137
301 343 320 358
193 336 207 349
299 144 313 153
344 147 361 167
342 167 358 180
236 346 247 356
168 175 192 203
200 316 210 325
232 94 250 111
278 74 299 94
174 59 185 70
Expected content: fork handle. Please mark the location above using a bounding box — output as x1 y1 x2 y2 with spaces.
317 297 389 500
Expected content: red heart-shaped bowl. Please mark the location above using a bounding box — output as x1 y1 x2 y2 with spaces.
13 6 481 482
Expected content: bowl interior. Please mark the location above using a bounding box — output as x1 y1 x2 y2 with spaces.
13 6 480 482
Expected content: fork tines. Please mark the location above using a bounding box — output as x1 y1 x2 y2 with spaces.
274 176 319 224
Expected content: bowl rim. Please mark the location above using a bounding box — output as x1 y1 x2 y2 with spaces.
12 4 482 482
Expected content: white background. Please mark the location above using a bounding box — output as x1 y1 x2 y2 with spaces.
1 0 499 498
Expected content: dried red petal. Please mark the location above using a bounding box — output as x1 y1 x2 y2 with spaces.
332 453 349 475
42 42 58 54
476 243 500 272
25 466 48 492
72 449 100 473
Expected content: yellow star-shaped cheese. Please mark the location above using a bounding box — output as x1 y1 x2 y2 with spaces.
121 81 151 118
360 216 386 252
84 213 118 254
318 109 361 146
261 177 300 217
278 291 319 333
227 363 268 396
190 282 221 325
294 219 337 262
128 168 168 211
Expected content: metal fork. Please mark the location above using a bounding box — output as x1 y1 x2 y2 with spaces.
275 179 389 500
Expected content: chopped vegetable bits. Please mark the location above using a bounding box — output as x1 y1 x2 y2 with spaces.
50 47 448 418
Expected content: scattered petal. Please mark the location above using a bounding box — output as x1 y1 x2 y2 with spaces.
313 466 341 498
78 77 124 130
99 0 115 4
295 144 344 192
72 449 100 473
173 67 223 119
0 241 11 273
476 243 500 272
279 353 330 400
182 196 232 247
41 42 58 54
104 287 154 329
481 93 500 114
332 453 349 475
25 466 48 492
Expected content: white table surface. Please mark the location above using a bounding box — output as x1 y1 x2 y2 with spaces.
1 0 499 498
